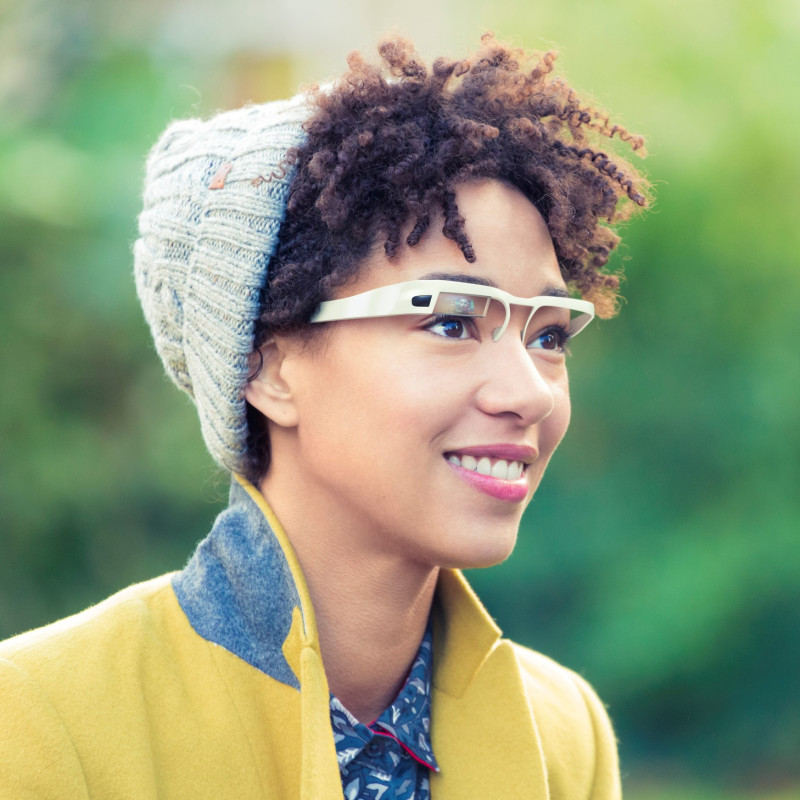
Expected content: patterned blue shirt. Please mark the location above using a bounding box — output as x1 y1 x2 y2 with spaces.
329 622 440 800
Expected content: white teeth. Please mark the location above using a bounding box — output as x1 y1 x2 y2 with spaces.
491 460 509 480
448 454 525 481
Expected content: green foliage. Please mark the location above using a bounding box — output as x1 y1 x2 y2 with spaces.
1 2 797 794
0 47 229 635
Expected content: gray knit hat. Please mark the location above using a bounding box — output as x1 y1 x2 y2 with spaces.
134 94 309 473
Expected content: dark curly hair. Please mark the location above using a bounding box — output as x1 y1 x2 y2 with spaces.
244 33 650 484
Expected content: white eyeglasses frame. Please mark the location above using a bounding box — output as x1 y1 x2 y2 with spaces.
309 279 595 342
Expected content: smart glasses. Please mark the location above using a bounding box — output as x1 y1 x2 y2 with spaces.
309 279 595 342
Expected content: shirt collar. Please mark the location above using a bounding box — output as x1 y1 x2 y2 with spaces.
330 620 439 772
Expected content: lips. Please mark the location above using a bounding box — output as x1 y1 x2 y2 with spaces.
443 444 535 502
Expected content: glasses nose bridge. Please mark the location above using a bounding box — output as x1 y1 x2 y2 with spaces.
490 297 539 343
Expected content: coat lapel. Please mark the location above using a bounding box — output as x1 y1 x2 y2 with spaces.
430 571 550 799
235 479 342 800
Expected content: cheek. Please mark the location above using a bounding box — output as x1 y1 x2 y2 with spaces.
327 335 444 421
541 378 572 457
522 384 570 498
552 384 572 444
292 338 435 456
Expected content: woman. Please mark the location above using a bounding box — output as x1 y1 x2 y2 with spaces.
0 35 648 799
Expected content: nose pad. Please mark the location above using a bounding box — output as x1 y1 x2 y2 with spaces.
537 386 555 421
517 360 555 421
489 298 512 342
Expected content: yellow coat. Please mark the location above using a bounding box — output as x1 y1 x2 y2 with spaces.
0 477 621 799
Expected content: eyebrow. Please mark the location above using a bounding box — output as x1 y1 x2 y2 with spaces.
419 271 569 298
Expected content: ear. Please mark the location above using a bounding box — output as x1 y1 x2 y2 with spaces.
244 339 299 428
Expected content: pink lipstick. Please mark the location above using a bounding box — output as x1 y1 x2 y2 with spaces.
444 445 535 502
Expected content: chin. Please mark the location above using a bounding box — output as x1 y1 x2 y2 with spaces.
437 528 520 571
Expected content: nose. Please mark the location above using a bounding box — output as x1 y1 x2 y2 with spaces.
473 337 561 425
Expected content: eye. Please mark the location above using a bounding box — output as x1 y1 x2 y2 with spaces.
424 315 475 340
528 324 571 353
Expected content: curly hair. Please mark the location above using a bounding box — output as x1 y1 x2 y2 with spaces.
244 34 650 484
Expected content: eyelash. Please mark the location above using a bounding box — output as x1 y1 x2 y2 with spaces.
529 323 572 354
424 316 572 354
424 315 475 340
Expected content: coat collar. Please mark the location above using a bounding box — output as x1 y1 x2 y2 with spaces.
173 476 548 799
173 474 502 694
172 476 316 688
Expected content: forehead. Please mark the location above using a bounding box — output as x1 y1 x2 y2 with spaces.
347 179 566 300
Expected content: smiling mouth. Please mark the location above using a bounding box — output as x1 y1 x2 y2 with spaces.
445 454 526 481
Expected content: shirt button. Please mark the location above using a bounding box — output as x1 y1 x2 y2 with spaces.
365 739 385 757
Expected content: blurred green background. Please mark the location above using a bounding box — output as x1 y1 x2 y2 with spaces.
1 0 798 797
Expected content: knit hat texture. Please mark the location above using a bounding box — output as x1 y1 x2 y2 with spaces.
134 95 309 473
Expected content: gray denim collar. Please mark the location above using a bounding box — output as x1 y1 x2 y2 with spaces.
172 480 301 688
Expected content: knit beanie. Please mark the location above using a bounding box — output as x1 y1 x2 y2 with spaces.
134 94 309 474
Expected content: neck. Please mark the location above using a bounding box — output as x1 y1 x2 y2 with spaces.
258 470 439 724
310 560 438 723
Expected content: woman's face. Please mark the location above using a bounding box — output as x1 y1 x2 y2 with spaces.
264 179 573 570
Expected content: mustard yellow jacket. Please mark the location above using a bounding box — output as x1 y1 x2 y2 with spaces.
0 477 621 799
